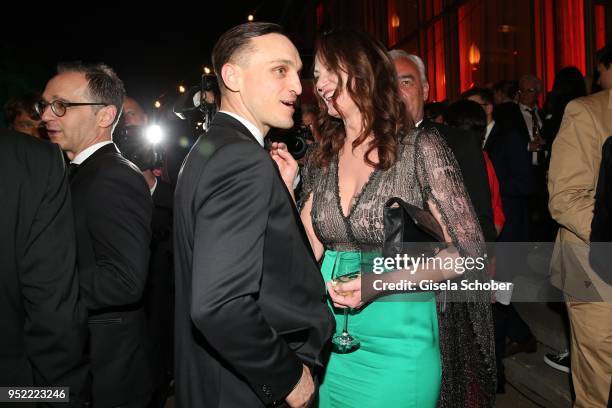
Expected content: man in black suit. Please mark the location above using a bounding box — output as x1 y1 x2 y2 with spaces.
463 88 534 244
174 23 334 408
389 50 496 242
0 129 89 405
39 62 153 407
463 87 536 393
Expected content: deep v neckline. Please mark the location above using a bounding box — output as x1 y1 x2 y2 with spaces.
334 154 379 219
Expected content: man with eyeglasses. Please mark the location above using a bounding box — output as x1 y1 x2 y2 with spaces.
40 62 153 408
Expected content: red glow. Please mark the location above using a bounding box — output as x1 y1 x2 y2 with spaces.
556 0 585 75
388 0 398 47
434 8 446 100
595 5 606 51
316 3 324 28
458 3 470 93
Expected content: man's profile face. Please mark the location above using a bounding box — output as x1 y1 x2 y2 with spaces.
234 33 302 133
41 71 100 157
122 97 147 127
12 111 43 138
597 62 612 90
518 79 540 107
393 57 428 123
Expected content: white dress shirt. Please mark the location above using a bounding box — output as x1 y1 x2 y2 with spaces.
218 111 264 147
71 141 113 165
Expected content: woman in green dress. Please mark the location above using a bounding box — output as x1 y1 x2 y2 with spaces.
271 30 495 407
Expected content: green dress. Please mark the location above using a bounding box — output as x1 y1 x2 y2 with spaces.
318 250 441 408
300 130 490 407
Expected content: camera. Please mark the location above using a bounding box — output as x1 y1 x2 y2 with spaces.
268 125 314 160
114 125 165 171
173 74 219 130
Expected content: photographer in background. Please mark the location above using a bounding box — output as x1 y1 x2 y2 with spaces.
118 96 175 408
3 92 47 139
300 104 320 143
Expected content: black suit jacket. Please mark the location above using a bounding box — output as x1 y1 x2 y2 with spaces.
70 143 153 407
145 178 174 387
0 130 88 405
421 120 496 242
484 123 533 243
174 113 334 407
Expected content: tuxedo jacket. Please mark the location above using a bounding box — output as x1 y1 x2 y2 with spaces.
70 143 153 407
174 113 334 407
422 120 496 242
484 123 534 243
0 130 89 405
145 178 175 388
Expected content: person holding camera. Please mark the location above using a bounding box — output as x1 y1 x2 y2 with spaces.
119 95 175 407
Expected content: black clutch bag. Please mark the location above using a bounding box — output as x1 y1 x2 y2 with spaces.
383 197 445 258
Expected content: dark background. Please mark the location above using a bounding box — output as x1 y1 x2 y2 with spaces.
0 1 319 119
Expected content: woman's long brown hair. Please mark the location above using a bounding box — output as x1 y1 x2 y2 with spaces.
312 30 413 170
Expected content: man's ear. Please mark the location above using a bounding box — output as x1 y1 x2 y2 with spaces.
97 105 118 129
221 63 241 93
423 81 430 102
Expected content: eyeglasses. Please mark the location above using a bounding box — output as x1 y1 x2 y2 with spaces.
35 99 108 118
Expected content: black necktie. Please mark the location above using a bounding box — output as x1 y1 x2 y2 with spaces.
67 163 79 180
527 109 545 165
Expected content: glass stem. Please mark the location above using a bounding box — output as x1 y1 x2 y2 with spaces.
342 309 349 334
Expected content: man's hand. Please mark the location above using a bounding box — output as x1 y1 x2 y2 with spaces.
285 365 314 408
270 142 299 192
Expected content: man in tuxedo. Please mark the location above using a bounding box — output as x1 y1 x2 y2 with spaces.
463 87 536 392
389 50 496 242
0 129 89 405
40 62 153 407
174 22 334 408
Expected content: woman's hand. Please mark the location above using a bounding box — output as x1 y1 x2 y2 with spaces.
326 277 364 309
270 142 299 192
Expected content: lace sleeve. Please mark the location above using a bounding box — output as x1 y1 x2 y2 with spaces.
414 129 496 407
297 144 318 212
413 128 485 260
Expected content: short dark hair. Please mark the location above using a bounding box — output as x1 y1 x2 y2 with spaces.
596 44 612 69
461 87 494 106
3 92 40 126
492 80 519 100
212 22 286 94
57 61 125 126
443 99 487 141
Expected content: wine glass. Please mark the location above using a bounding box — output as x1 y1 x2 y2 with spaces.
331 261 361 353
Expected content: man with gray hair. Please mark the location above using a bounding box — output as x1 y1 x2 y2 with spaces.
39 62 153 407
390 50 496 242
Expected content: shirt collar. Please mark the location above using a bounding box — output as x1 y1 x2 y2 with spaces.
71 141 113 165
484 120 495 147
219 111 264 147
150 178 158 196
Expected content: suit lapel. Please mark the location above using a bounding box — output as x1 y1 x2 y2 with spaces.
71 143 119 183
484 124 499 151
210 113 262 147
